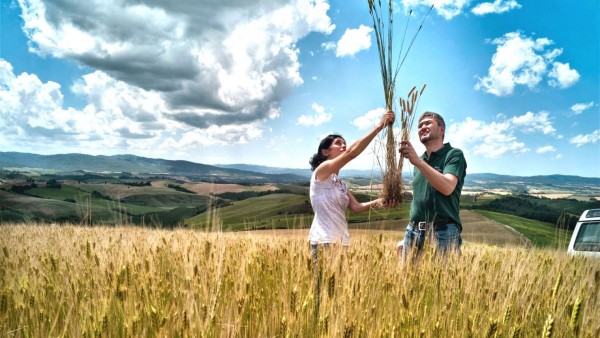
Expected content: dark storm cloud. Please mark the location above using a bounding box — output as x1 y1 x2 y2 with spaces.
19 0 333 129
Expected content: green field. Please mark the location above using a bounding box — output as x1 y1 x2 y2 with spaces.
348 203 409 224
120 193 209 208
1 176 587 249
185 193 411 231
75 183 210 206
473 210 572 248
0 183 210 225
186 193 311 231
0 190 116 223
26 185 161 215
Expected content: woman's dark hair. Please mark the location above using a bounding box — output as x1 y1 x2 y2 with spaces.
309 134 344 171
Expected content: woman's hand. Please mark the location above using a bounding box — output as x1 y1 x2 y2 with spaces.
373 197 398 209
376 110 395 131
319 110 395 181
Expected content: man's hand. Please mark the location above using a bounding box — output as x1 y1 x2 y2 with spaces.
399 139 421 165
399 139 457 196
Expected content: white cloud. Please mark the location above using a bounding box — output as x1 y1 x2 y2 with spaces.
536 145 556 154
321 41 336 51
475 32 578 96
297 103 332 126
0 59 266 151
0 59 85 140
472 0 521 15
400 0 471 20
352 108 386 130
15 0 335 142
447 117 525 157
569 130 600 147
548 62 580 88
160 124 264 148
554 154 563 160
447 111 559 158
403 0 521 19
336 25 373 57
510 111 556 135
570 102 595 114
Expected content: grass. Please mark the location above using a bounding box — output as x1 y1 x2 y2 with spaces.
185 194 411 231
0 190 115 223
5 182 574 251
2 182 213 225
1 224 597 337
119 193 209 209
473 210 572 248
26 184 82 200
25 185 159 215
348 201 409 224
75 183 209 207
186 193 312 231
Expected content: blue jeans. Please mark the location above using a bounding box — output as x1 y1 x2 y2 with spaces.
402 222 462 258
310 243 329 265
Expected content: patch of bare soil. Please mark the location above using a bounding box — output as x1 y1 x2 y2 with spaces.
180 182 278 195
234 210 529 248
530 193 573 199
77 183 175 199
150 181 172 188
460 210 530 247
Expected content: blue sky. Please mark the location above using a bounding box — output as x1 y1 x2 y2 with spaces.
1 0 598 177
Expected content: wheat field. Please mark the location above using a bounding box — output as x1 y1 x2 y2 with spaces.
0 224 598 337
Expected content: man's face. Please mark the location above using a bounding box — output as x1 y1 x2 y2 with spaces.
417 117 444 144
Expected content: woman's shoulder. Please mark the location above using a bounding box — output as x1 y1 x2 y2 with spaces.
311 171 337 186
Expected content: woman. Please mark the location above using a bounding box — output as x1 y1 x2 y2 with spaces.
308 110 396 252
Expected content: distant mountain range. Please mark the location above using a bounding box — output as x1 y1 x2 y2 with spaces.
464 172 600 186
214 163 383 179
0 152 305 183
216 163 600 188
1 152 599 187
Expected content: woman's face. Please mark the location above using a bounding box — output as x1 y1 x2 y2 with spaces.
322 137 346 159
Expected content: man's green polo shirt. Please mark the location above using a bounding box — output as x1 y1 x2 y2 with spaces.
409 143 467 229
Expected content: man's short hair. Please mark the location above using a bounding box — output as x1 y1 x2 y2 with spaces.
419 111 445 129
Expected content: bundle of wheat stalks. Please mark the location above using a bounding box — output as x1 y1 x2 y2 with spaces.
396 84 426 170
381 85 426 202
367 0 432 202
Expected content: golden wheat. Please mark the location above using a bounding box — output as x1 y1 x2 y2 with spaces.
0 224 598 337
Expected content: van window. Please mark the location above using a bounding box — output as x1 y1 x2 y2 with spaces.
585 210 600 218
574 222 600 252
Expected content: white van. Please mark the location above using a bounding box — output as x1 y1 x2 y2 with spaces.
567 208 600 258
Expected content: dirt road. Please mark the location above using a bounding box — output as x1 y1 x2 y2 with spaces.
236 210 529 248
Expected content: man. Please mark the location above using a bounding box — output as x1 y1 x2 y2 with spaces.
399 111 467 257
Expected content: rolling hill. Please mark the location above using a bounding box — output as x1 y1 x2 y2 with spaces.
0 152 305 183
3 152 598 188
215 163 600 187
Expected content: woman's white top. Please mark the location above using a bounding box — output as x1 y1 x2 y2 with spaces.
308 171 350 246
